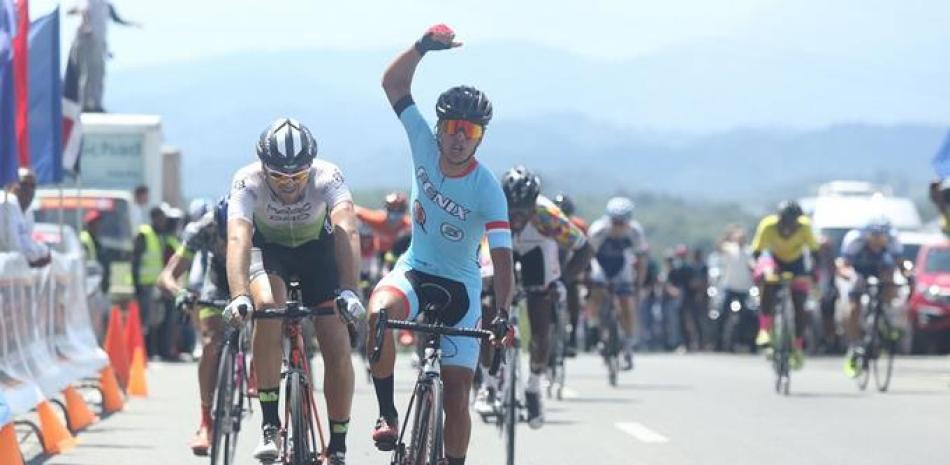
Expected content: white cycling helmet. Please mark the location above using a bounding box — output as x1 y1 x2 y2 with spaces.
605 196 635 222
188 198 212 220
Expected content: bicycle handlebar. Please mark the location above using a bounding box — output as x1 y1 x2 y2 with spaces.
251 305 336 320
369 309 504 376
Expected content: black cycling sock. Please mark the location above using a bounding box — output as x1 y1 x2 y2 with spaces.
446 456 465 465
327 418 349 453
259 388 281 428
372 375 398 419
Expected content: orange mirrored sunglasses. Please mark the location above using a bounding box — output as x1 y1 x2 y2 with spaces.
441 119 484 140
265 167 310 186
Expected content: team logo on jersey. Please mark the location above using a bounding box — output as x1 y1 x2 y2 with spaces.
416 166 471 221
440 223 464 242
413 200 427 232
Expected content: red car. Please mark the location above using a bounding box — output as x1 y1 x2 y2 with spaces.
908 243 950 353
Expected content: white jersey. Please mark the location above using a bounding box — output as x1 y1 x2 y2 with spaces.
588 216 647 273
840 228 902 261
228 161 352 248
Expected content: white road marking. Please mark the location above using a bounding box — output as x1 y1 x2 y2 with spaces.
615 422 670 443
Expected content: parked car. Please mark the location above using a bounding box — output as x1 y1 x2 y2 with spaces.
907 243 950 354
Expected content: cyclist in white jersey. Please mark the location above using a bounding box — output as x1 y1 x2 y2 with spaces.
223 118 366 465
586 197 649 370
369 24 515 465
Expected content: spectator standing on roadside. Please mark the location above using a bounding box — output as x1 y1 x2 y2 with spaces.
132 206 168 357
80 209 111 292
130 184 149 231
715 227 754 351
66 0 140 112
0 169 51 267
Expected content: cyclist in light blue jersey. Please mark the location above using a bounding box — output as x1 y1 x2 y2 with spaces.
367 24 516 465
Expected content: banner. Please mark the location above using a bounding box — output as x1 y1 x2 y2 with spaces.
932 130 950 179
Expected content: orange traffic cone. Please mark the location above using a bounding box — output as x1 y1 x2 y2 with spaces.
36 400 77 454
98 366 125 414
0 423 25 465
104 306 130 389
125 300 147 368
127 346 148 397
62 386 99 431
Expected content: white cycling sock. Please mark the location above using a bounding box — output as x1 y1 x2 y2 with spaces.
526 373 542 393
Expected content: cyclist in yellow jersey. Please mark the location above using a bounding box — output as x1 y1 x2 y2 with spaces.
751 200 819 369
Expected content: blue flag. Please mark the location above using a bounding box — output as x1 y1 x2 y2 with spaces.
932 130 950 179
0 0 16 186
27 8 62 184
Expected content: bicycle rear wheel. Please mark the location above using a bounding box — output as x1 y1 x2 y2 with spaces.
872 317 896 392
773 296 791 395
209 342 235 465
602 303 621 387
286 372 317 465
547 308 566 399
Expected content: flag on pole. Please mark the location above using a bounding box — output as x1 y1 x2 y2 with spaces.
26 8 61 183
0 0 16 186
12 0 28 167
932 130 950 179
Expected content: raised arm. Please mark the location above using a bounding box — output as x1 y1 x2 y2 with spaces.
382 24 461 108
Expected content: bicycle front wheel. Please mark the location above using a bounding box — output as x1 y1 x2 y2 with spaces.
872 320 896 392
406 383 432 465
286 372 317 465
209 342 235 465
426 380 444 465
504 348 518 465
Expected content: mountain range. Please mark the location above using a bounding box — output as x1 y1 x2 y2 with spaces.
104 42 950 204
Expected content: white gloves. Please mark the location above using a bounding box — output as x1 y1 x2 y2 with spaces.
338 289 366 321
224 295 253 327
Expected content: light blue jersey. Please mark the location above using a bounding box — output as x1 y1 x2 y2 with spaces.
398 103 512 285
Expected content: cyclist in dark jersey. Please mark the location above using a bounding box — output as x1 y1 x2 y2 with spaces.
156 198 229 456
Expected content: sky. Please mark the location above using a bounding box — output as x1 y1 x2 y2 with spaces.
26 0 950 132
31 0 949 67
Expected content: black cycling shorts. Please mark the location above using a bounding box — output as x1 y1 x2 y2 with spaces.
250 232 339 307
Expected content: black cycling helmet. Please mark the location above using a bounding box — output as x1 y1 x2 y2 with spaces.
435 86 493 126
214 196 228 238
256 118 317 173
777 200 803 225
553 193 576 216
502 166 541 209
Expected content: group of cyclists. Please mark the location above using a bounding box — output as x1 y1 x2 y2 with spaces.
151 24 915 465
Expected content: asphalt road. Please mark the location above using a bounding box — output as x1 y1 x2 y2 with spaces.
26 351 950 465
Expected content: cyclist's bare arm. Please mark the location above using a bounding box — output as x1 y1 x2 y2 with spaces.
157 252 193 296
563 242 593 281
381 45 422 108
330 201 362 293
490 247 515 313
226 218 253 298
636 252 648 289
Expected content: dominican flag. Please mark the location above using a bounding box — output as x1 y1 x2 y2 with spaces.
0 0 18 186
62 40 81 174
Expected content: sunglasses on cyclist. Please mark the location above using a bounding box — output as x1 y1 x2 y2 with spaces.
265 167 310 187
440 119 484 140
